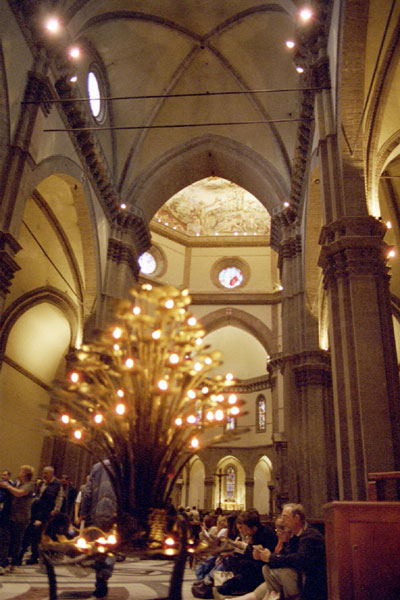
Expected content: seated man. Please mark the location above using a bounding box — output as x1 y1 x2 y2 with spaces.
257 503 327 600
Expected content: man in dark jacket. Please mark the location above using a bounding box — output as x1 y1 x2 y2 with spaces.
80 461 117 599
28 466 62 564
258 503 327 600
0 470 14 574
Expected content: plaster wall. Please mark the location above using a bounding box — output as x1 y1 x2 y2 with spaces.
4 197 80 311
0 364 50 475
0 1 32 140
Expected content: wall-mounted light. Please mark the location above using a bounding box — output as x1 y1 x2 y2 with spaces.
286 40 296 49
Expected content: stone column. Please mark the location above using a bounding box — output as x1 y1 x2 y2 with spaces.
307 24 400 498
203 476 214 512
245 477 254 509
319 218 400 499
0 66 52 313
272 216 336 516
97 219 142 329
272 438 288 512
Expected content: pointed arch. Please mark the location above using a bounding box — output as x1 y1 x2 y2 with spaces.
199 306 276 355
129 134 289 222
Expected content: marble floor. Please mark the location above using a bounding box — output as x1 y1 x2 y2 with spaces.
0 558 198 600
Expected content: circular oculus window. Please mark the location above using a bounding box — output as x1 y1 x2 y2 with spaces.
218 266 243 289
138 251 157 275
211 257 249 290
138 245 167 278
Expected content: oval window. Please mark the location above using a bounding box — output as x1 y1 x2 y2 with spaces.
87 71 102 120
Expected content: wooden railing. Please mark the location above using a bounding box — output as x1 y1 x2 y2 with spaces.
367 471 400 501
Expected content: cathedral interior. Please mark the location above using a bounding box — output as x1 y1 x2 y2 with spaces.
1 0 400 527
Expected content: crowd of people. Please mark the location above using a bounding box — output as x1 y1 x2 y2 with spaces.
191 504 327 600
0 462 116 599
1 465 327 600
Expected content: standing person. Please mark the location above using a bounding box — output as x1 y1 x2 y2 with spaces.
60 474 77 518
1 465 35 571
80 461 117 599
257 503 327 600
27 466 62 565
74 475 90 525
0 469 14 574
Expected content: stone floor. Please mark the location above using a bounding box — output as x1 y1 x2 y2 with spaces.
0 558 198 599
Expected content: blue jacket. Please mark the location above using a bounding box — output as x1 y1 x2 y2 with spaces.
80 461 117 531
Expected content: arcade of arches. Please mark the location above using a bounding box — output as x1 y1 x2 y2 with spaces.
1 0 400 521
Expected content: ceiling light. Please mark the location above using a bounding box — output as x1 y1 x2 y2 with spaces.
69 47 81 59
299 7 313 22
45 17 60 33
286 40 295 49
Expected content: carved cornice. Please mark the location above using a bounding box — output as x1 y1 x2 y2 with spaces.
229 375 271 394
319 216 390 287
0 232 22 298
293 362 332 388
107 238 140 279
26 71 54 117
190 291 282 306
278 233 302 269
268 349 331 380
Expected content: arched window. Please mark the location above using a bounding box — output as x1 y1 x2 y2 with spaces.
226 416 236 431
256 394 266 432
224 465 236 501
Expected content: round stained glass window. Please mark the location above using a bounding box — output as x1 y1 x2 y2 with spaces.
218 266 243 289
87 71 103 120
138 252 157 275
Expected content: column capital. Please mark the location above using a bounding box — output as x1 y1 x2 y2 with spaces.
293 361 331 388
268 349 331 374
107 237 139 279
319 216 389 286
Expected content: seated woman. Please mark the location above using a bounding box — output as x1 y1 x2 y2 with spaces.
40 513 116 599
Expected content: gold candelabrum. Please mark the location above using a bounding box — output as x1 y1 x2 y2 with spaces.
47 284 246 549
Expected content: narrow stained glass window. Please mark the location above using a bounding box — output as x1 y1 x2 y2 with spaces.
256 394 266 432
225 465 236 501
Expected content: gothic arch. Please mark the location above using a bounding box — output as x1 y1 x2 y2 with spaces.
254 455 273 515
128 134 290 222
0 286 79 358
10 157 100 324
199 307 276 355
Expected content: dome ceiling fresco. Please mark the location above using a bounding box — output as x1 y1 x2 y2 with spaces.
153 177 270 238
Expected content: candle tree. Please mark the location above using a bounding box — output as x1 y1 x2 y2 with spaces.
47 284 245 545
